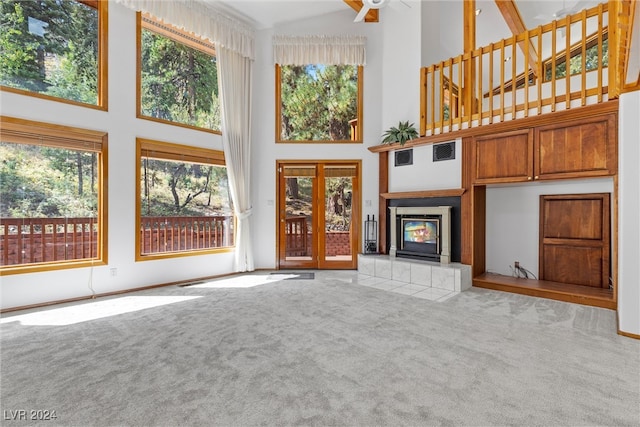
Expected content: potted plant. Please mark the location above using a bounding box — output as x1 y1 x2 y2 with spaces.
381 121 419 146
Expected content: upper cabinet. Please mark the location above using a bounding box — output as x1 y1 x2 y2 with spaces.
535 115 617 180
473 129 533 184
472 113 617 185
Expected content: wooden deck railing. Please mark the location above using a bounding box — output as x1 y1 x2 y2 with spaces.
1 217 98 266
140 216 234 255
285 215 308 257
421 3 611 136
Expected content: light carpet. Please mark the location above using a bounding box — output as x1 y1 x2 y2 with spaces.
1 270 638 426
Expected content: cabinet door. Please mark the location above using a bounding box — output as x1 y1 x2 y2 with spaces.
473 129 533 184
534 114 617 180
539 193 610 288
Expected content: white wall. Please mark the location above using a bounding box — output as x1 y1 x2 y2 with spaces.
388 139 461 192
0 2 235 310
485 178 614 277
618 91 640 336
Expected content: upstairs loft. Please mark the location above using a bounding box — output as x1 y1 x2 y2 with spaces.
375 0 638 147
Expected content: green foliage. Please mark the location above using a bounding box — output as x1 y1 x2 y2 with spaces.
0 0 98 104
280 64 358 141
141 29 220 130
140 158 232 217
0 142 97 218
381 121 419 146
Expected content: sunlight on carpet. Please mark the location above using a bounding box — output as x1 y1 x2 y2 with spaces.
0 296 201 326
186 273 300 289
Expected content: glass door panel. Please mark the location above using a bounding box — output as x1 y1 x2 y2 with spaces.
322 166 356 264
280 166 316 267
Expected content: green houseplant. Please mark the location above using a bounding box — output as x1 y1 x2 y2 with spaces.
381 121 419 146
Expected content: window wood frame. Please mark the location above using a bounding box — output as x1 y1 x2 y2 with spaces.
275 64 364 144
136 12 221 135
0 0 109 111
0 116 108 276
135 138 234 262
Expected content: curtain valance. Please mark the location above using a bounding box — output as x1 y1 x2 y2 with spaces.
273 35 366 65
115 0 255 60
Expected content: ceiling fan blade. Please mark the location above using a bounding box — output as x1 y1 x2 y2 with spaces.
354 5 371 22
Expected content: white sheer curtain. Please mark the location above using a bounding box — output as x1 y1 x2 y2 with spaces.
217 46 254 272
273 35 366 65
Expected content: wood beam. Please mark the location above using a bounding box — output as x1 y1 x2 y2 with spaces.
343 0 379 23
494 0 539 77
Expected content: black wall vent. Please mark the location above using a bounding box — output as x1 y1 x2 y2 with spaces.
433 141 455 162
394 149 413 167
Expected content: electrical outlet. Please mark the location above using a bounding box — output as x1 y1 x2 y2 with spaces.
109 267 117 277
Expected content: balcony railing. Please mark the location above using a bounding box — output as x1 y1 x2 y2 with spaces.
139 215 234 255
1 217 98 266
421 3 611 136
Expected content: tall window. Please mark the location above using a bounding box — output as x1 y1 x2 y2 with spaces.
138 13 221 133
136 139 234 260
0 0 107 109
276 64 363 143
0 117 107 274
544 33 609 81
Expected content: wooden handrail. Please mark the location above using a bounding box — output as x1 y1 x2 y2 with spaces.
420 3 612 136
139 215 234 255
1 217 98 266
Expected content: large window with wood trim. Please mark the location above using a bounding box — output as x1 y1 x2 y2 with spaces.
136 139 234 260
276 64 363 143
0 116 107 275
0 0 107 109
137 13 221 133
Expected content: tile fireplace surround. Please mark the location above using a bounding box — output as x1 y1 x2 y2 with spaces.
357 254 472 296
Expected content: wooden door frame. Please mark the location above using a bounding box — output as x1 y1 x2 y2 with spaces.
276 159 361 270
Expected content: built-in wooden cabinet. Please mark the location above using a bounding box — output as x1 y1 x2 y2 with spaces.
535 115 617 180
472 113 617 184
473 129 533 184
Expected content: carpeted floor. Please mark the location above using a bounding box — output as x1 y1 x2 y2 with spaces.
1 270 639 426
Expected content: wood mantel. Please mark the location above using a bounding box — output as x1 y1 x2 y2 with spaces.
381 189 465 199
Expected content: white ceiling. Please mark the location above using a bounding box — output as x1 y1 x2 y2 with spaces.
211 0 598 31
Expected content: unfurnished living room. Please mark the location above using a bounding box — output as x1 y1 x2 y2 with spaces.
1 0 639 426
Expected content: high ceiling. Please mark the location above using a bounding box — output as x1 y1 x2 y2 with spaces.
210 0 600 31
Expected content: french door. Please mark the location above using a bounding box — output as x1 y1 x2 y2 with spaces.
277 160 360 269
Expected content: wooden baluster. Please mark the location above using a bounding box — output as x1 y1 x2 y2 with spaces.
537 26 543 115
597 4 604 103
511 36 517 119
477 48 483 125
581 9 587 106
430 66 435 135
524 30 530 118
489 43 494 124
551 20 557 112
565 15 571 109
499 39 505 122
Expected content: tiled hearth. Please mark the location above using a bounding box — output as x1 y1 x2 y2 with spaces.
357 254 472 301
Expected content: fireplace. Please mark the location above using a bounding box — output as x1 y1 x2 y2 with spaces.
389 206 452 263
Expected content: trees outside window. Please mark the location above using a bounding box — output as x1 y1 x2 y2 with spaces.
136 139 234 260
0 0 106 108
138 13 220 132
277 64 362 142
0 117 107 274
